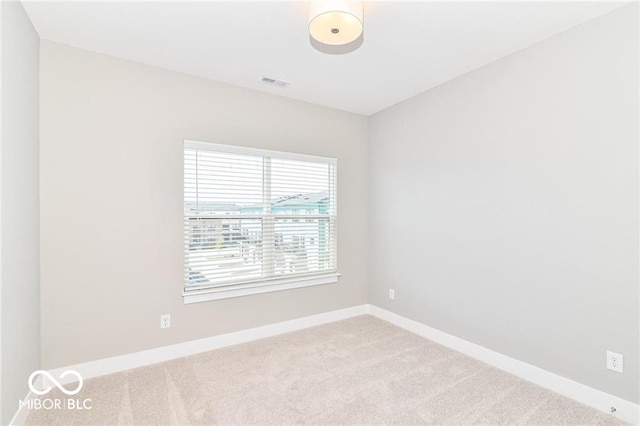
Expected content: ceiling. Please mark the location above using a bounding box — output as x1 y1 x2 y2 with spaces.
22 1 626 116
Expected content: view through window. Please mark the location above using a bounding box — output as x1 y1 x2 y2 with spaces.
184 141 337 298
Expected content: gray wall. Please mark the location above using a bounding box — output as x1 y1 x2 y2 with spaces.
0 1 40 424
368 4 639 403
39 41 368 369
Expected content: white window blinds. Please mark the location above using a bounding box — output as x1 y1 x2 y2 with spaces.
184 141 338 298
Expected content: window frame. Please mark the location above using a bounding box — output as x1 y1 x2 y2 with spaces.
183 140 339 304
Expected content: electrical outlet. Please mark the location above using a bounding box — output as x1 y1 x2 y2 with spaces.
160 314 171 329
606 351 623 373
389 289 395 300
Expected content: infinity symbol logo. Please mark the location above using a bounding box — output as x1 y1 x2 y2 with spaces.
28 370 84 396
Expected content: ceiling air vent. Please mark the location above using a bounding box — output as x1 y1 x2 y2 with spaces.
260 76 291 89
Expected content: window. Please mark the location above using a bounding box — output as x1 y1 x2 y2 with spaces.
183 140 338 303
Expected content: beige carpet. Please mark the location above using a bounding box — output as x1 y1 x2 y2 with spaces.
26 315 621 425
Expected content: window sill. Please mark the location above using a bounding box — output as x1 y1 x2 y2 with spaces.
183 273 340 304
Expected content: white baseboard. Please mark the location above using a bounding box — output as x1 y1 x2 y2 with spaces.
13 303 639 425
9 391 35 426
367 305 639 425
10 304 368 425
47 304 369 383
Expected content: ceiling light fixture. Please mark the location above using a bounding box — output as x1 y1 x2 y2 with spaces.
309 0 364 47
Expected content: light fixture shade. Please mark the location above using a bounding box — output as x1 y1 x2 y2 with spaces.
309 1 363 46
